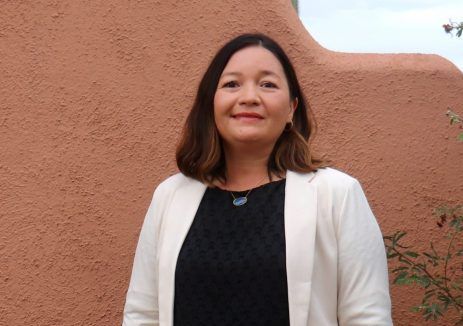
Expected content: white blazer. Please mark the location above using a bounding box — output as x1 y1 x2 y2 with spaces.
122 168 392 326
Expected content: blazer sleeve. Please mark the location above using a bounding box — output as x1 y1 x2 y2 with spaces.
336 179 393 326
122 186 163 326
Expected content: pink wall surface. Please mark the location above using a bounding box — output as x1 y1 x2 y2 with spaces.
1 0 462 325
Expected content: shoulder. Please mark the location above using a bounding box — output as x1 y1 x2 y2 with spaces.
153 172 197 197
289 167 366 211
146 172 202 215
290 167 360 191
156 172 190 189
153 173 202 200
313 167 367 207
312 167 359 188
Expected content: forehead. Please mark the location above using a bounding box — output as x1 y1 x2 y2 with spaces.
221 46 286 77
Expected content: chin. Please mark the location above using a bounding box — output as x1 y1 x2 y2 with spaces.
230 133 278 147
233 132 264 142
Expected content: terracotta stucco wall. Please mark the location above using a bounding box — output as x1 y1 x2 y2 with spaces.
1 1 462 325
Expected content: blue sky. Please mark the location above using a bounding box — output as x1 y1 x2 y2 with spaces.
299 0 463 71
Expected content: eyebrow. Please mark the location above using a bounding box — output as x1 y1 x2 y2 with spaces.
220 70 281 79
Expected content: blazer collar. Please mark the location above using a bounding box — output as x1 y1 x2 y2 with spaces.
158 170 318 326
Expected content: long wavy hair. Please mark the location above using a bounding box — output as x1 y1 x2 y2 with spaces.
176 33 324 184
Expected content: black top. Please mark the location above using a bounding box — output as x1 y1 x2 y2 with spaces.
173 178 290 326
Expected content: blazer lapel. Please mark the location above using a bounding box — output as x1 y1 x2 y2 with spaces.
285 170 318 326
157 177 207 326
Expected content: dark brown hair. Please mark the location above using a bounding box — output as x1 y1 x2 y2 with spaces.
176 33 324 184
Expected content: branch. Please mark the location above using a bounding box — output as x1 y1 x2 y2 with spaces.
388 243 463 312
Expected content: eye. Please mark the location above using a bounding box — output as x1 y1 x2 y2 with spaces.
223 81 239 88
261 81 277 88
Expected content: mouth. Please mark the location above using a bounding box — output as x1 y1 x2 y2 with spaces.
232 112 264 120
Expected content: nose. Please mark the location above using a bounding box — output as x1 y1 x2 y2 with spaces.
239 83 261 106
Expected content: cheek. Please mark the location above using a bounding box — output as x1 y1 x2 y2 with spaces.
213 97 221 125
213 101 227 135
213 100 223 121
213 93 219 114
213 95 235 133
213 93 231 114
270 98 292 120
213 97 224 120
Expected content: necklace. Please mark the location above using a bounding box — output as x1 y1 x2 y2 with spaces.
229 175 268 207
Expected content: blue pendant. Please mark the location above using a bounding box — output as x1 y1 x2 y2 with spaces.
233 197 248 206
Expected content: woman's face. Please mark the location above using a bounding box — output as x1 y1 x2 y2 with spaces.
213 46 298 150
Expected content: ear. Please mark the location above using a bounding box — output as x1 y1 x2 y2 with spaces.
288 97 298 120
291 97 299 112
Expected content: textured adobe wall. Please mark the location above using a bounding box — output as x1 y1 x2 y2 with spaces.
0 0 462 325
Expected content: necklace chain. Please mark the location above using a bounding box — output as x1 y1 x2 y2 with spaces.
229 175 268 206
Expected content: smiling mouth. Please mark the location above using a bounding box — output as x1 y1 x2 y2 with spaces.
232 113 264 120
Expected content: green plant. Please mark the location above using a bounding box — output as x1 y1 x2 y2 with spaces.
384 19 463 325
443 21 463 38
291 0 298 13
384 111 463 323
447 109 463 142
443 20 463 142
384 205 463 324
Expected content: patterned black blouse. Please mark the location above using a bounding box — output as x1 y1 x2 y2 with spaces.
173 178 290 326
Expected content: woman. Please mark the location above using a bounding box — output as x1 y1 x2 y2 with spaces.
123 33 392 326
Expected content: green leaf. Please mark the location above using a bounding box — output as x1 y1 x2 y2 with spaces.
394 271 409 284
399 256 412 265
422 290 436 303
405 251 419 258
432 278 444 286
423 303 443 321
450 218 462 230
421 278 432 288
416 262 427 271
411 305 423 312
431 242 439 257
395 231 407 242
408 274 431 288
411 265 424 273
422 292 435 303
458 133 463 142
423 252 438 260
392 266 409 273
387 252 399 259
437 294 451 309
451 283 462 292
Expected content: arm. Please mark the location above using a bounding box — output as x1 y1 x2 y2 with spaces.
336 179 393 325
122 186 163 326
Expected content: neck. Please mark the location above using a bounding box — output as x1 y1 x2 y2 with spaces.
220 143 279 191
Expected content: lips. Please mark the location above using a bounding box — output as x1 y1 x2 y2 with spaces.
232 112 263 119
